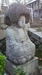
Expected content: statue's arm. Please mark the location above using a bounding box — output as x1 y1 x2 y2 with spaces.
6 28 23 50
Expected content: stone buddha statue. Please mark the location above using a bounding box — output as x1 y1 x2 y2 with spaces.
4 3 35 65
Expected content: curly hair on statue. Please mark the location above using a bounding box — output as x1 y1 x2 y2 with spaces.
4 3 30 26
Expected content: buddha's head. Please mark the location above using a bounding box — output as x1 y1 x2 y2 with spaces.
4 3 30 27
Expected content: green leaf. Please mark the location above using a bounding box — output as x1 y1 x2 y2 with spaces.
0 53 6 74
14 66 26 75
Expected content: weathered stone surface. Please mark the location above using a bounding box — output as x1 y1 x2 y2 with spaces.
28 28 42 44
5 57 38 75
6 27 35 65
0 29 5 40
3 3 39 74
0 3 39 75
5 3 35 65
4 3 30 26
0 15 4 24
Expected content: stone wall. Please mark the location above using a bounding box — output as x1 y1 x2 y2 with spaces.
0 15 8 40
28 28 42 49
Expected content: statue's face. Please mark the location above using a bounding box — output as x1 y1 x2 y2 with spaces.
18 16 25 28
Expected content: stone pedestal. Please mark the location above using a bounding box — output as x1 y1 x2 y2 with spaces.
23 57 38 75
5 57 38 75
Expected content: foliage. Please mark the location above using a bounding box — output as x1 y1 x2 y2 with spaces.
0 52 6 75
35 50 42 58
39 44 42 51
35 44 42 66
0 38 6 52
35 44 42 58
14 67 26 75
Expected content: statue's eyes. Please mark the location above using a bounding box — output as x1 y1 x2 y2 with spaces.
20 19 25 21
20 17 25 21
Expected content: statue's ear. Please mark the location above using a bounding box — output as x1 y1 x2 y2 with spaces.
4 16 11 26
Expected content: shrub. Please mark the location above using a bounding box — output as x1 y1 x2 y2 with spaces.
14 67 26 75
0 52 6 75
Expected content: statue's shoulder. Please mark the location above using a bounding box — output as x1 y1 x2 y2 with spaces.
6 26 15 32
6 27 15 36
